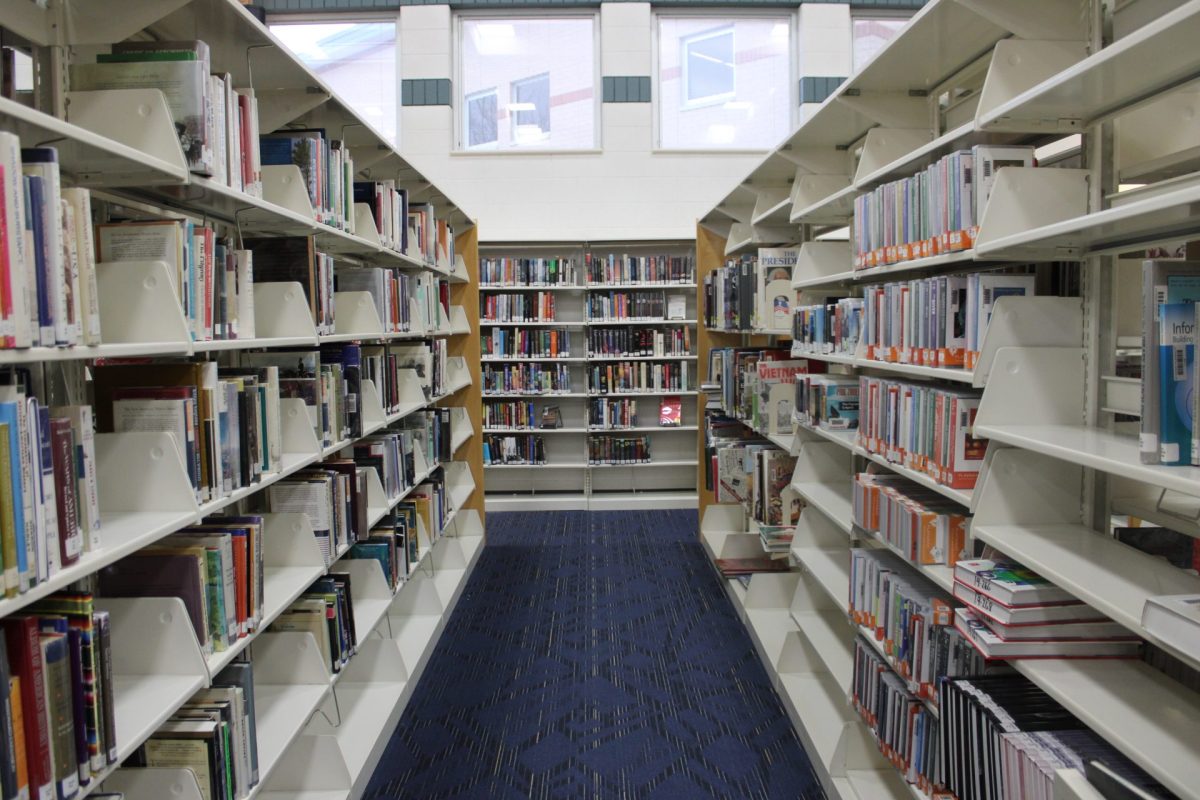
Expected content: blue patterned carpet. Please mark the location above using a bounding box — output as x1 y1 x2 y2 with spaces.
363 510 826 799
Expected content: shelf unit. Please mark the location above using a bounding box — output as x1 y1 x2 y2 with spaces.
0 2 486 798
479 241 700 511
696 1 1200 798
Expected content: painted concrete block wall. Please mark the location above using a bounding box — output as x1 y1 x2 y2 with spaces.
397 2 852 242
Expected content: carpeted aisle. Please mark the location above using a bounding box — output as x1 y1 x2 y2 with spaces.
363 509 826 799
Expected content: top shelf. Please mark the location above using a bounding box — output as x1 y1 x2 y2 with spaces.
977 0 1200 132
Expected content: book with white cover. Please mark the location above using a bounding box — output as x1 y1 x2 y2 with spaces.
0 132 32 348
954 559 1078 607
971 145 1035 222
1142 594 1200 663
955 609 1142 660
954 580 1106 625
756 248 798 332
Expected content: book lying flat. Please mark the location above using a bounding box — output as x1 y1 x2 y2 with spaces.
954 609 1142 660
954 559 1078 607
953 579 1104 626
715 557 791 577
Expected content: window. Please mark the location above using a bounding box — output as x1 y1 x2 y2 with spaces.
683 27 734 106
270 22 397 145
465 89 499 148
458 17 596 150
511 73 550 143
852 16 908 73
658 16 792 150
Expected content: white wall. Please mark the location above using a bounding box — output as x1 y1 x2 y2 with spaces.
398 3 843 243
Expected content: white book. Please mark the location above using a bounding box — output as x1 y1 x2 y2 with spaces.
756 248 798 331
0 132 31 347
210 75 228 187
61 189 100 345
955 609 1141 659
971 145 1036 222
1142 594 1200 664
973 274 1036 351
235 250 254 340
96 219 185 301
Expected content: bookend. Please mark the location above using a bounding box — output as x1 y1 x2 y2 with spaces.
102 767 206 800
975 40 1091 131
252 282 321 343
95 260 193 349
258 735 352 795
64 89 188 182
359 379 388 436
972 168 1089 258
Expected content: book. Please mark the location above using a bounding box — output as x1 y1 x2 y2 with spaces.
754 248 797 331
1157 301 1195 465
539 406 561 430
36 632 76 799
1140 261 1200 464
954 608 1141 659
953 559 1078 607
3 617 52 800
658 396 681 427
714 557 790 576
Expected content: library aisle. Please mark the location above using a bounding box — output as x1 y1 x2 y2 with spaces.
362 510 824 799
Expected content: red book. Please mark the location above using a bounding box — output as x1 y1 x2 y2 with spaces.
49 418 82 567
231 534 248 635
3 617 53 800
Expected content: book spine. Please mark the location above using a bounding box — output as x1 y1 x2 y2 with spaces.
0 638 17 800
63 631 86 788
0 133 29 348
11 401 32 594
0 422 17 597
34 409 57 582
61 190 98 346
5 620 52 800
37 636 75 799
18 156 64 347
49 420 81 567
92 613 114 766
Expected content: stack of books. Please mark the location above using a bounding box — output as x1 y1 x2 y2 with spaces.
273 573 359 675
851 473 970 567
790 298 862 358
952 558 1140 659
346 513 417 591
336 267 415 333
758 525 793 557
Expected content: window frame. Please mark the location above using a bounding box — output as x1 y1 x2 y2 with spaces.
463 87 500 150
453 10 602 154
651 9 798 154
679 25 736 110
509 71 552 144
849 10 913 76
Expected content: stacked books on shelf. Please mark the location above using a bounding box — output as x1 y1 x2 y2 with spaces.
98 516 267 655
952 558 1140 659
245 236 334 336
0 377 100 595
861 272 1036 369
360 343 438 415
480 291 559 323
702 247 797 332
708 420 800 524
481 257 577 287
1 593 118 800
68 39 262 196
0 136 104 349
588 361 689 394
268 468 359 567
587 435 650 465
759 525 792 556
587 327 690 357
483 434 546 466
1140 260 1200 467
260 128 356 231
792 375 859 432
482 363 571 396
335 267 415 333
790 298 862 358
585 253 694 285
273 572 359 675
852 145 1035 270
484 401 540 430
589 398 638 429
346 512 416 591
708 347 822 433
129 657 259 798
587 291 684 322
851 473 970 567
482 327 571 359
355 179 409 252
407 204 454 267
857 376 985 490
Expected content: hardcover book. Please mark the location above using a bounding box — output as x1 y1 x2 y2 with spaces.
1157 301 1195 465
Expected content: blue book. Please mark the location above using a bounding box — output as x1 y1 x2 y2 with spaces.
21 175 53 346
37 405 58 579
348 541 392 587
1158 302 1195 465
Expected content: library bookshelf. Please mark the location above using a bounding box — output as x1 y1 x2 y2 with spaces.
0 1 485 798
697 1 1200 799
479 241 700 511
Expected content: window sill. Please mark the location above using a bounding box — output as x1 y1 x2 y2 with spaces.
451 148 605 156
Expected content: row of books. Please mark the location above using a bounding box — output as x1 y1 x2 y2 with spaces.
483 401 542 431
851 473 970 567
585 291 687 322
588 362 689 394
790 298 862 358
339 266 429 335
347 508 420 592
792 375 859 432
709 347 820 436
587 435 650 465
1141 260 1200 467
861 273 1036 369
479 292 559 324
483 435 546 466
360 340 446 414
857 376 985 490
276 573 360 676
356 179 409 253
482 364 571 396
68 40 262 196
409 204 455 268
129 657 259 800
98 517 268 657
0 375 99 597
583 253 695 286
0 595 117 800
587 327 691 358
852 146 1035 269
0 138 102 348
482 328 570 359
701 249 796 332
588 398 640 430
708 419 802 527
480 257 577 287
